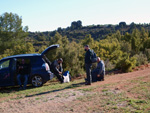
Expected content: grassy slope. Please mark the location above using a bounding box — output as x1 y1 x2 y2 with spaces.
0 70 150 113
74 75 150 113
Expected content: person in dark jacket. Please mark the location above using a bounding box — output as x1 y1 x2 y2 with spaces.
84 45 93 85
17 59 30 90
91 57 105 82
51 58 64 83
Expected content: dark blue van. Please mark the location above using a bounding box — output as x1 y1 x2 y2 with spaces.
0 44 59 87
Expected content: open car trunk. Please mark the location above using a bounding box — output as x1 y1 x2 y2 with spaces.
41 44 59 67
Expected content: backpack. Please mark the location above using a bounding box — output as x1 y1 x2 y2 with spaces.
91 50 97 63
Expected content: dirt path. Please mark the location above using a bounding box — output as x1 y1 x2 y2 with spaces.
0 67 150 113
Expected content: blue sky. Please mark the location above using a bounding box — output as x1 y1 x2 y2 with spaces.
1 0 150 32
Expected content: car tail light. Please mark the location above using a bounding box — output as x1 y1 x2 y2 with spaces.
42 63 50 71
45 63 50 71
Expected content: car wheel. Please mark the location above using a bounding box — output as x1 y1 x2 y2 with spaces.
31 75 43 87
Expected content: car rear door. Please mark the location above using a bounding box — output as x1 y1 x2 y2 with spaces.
10 58 17 85
41 44 59 66
0 59 12 86
41 44 59 56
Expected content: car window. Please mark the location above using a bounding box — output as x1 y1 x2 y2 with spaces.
31 57 43 64
0 60 10 70
16 58 31 66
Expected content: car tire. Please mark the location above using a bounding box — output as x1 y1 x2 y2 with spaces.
31 75 43 87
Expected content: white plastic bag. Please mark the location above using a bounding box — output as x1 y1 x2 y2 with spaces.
63 73 70 83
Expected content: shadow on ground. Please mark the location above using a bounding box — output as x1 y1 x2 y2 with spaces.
25 82 85 98
0 85 36 93
0 82 85 96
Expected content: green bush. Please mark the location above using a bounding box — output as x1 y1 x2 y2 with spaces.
105 59 115 71
134 53 148 66
46 32 85 77
145 49 150 62
116 56 136 73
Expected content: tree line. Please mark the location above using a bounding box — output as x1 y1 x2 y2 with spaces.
0 12 150 78
29 20 150 41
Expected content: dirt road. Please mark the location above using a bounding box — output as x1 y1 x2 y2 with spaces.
0 67 150 113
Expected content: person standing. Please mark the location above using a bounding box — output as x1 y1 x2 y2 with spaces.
51 58 64 83
17 59 30 90
84 45 93 85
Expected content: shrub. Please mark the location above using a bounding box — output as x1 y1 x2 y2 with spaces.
105 59 115 71
116 56 136 73
134 53 148 66
145 49 150 62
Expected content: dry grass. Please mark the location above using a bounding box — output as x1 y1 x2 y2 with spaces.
0 68 150 113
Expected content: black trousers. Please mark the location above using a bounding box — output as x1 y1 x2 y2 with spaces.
91 69 105 82
52 70 64 83
85 63 92 83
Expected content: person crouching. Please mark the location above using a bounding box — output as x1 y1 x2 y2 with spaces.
91 57 105 82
